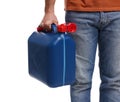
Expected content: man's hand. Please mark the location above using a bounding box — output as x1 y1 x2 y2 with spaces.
39 12 58 31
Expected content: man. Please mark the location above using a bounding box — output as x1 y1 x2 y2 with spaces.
39 0 120 102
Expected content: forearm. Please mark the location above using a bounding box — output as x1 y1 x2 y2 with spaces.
45 0 56 13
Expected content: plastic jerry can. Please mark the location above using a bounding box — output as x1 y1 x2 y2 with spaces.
28 23 76 88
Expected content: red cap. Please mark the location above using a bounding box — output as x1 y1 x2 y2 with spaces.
57 24 67 32
67 23 77 33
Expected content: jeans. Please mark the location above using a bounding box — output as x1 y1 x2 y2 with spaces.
65 11 120 102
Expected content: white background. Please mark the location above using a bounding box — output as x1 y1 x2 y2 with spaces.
0 0 100 102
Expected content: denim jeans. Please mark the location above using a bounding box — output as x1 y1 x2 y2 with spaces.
65 11 120 102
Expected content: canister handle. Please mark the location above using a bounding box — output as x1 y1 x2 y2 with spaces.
51 24 57 33
37 23 57 33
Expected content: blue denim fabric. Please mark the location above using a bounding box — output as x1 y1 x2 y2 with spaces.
65 11 120 102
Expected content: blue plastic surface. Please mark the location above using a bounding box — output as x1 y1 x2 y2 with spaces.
28 31 76 87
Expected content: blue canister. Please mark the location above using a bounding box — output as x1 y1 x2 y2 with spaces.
28 24 76 87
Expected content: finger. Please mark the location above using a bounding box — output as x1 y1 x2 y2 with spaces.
43 23 52 31
53 21 59 26
44 26 51 32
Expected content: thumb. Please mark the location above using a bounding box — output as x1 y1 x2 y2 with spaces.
53 20 59 26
